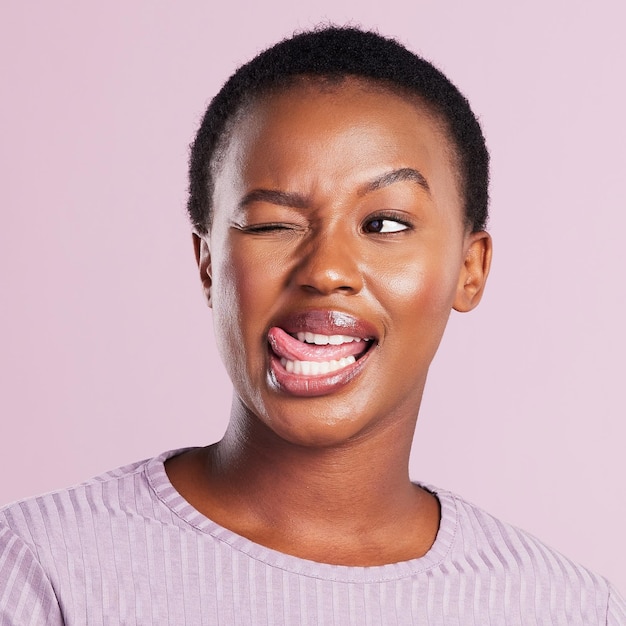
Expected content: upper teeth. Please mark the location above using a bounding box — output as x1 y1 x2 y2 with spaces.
296 332 365 345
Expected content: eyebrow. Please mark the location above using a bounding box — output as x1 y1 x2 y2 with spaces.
238 167 430 210
239 189 310 210
359 167 430 196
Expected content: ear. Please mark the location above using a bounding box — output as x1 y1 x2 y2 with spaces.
453 231 492 313
192 233 212 307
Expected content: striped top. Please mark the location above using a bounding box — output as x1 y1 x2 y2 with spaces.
1 449 624 625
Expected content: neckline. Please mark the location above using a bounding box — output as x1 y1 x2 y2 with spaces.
146 448 458 583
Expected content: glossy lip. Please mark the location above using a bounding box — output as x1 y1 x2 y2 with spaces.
267 309 379 397
273 309 378 340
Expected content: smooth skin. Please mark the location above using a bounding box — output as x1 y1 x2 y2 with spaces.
166 78 492 566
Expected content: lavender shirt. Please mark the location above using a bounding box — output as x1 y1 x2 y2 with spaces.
1 449 624 625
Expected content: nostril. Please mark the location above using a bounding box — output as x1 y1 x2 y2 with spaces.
300 283 357 295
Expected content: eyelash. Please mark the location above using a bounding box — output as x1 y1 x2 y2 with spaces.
240 223 298 233
238 212 413 235
362 212 413 234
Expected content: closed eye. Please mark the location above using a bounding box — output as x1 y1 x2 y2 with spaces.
237 223 300 233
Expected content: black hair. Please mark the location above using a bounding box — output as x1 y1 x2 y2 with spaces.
188 26 489 233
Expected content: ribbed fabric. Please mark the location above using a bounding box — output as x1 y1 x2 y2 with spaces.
1 449 624 625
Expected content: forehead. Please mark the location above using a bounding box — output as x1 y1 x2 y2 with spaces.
213 78 463 219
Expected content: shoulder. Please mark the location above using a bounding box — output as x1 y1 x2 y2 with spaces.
440 486 601 582
0 450 192 623
0 450 185 581
431 485 626 624
0 455 149 624
0 454 152 544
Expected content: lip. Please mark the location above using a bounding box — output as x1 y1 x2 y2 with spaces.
267 309 378 397
272 309 378 340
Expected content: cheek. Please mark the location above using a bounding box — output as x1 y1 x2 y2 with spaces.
211 238 281 368
384 264 452 305
375 250 462 338
215 241 283 313
209 240 249 378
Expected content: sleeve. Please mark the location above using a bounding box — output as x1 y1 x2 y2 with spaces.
607 582 626 626
0 524 64 626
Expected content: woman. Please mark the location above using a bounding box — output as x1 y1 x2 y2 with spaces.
1 26 624 625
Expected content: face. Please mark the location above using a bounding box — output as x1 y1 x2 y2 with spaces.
196 79 491 447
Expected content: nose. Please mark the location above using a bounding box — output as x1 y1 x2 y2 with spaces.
292 230 364 296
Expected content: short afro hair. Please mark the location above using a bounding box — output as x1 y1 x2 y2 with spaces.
188 26 489 234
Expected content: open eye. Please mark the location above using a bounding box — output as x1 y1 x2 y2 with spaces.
363 217 410 234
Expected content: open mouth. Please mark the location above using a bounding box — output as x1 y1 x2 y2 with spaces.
269 329 373 376
266 310 377 396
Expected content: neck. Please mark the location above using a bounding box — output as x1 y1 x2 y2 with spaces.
209 397 421 533
166 393 440 565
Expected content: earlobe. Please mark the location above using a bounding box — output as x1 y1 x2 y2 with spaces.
192 233 212 307
453 231 492 313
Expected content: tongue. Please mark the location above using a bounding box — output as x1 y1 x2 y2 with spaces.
268 327 368 362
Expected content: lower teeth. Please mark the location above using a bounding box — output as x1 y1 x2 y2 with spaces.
280 356 356 375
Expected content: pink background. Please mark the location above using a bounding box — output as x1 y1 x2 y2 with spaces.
1 2 624 591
